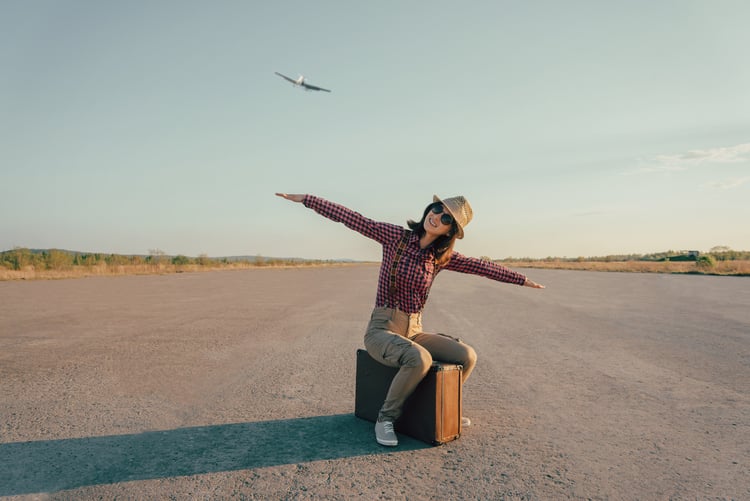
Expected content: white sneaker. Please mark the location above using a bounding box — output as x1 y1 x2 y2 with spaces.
461 416 471 427
375 419 398 446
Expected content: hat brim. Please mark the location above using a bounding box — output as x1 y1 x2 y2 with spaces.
433 195 464 239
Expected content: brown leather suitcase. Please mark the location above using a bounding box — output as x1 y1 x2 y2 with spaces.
355 348 462 445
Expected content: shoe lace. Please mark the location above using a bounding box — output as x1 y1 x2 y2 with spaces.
382 421 395 434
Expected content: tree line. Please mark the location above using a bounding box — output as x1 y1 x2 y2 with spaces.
0 248 330 271
3 246 748 272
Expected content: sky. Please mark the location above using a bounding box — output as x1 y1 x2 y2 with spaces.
2 1 749 261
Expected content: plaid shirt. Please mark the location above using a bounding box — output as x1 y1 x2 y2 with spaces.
303 195 527 314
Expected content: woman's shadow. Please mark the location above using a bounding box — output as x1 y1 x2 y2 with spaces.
0 413 427 496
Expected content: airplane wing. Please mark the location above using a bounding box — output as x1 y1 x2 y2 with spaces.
274 72 298 84
301 82 331 93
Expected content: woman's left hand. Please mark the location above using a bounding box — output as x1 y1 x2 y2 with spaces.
523 278 545 289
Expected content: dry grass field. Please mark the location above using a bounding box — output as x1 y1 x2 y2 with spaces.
1 259 748 281
0 261 366 281
503 259 750 275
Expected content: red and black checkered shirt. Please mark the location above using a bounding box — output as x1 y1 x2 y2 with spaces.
303 195 527 314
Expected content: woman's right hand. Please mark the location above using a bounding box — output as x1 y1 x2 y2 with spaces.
275 193 306 203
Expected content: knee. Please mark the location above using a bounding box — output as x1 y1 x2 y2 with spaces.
402 344 433 374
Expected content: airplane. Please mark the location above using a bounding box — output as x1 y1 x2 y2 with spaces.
274 71 331 92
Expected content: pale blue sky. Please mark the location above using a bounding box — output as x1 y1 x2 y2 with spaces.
2 1 748 260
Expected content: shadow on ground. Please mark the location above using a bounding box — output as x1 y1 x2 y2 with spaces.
0 413 427 496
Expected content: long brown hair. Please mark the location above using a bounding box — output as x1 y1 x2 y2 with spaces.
407 202 460 267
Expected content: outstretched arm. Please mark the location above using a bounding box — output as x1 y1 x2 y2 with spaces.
444 252 546 289
275 192 401 244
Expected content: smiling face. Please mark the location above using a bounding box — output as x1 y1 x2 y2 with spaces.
423 203 454 238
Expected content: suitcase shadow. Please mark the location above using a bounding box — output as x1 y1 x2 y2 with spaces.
0 413 429 496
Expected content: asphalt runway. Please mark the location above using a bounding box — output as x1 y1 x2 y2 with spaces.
1 266 748 500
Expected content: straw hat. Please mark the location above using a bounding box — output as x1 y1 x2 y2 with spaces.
433 194 473 239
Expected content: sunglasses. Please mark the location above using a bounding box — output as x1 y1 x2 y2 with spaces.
430 204 454 226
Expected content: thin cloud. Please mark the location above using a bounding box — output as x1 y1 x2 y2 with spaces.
628 142 750 175
707 176 750 190
655 143 750 168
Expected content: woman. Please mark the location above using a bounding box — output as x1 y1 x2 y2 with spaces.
276 192 545 446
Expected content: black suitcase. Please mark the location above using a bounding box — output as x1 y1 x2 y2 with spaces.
355 348 462 445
